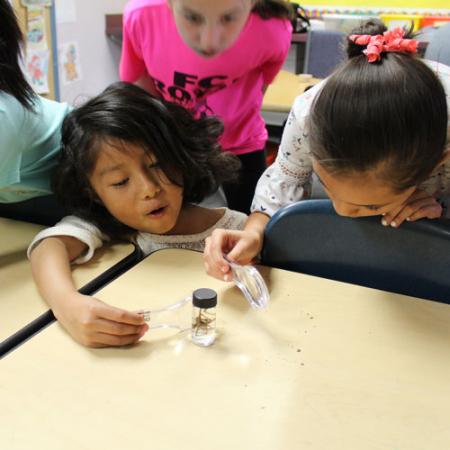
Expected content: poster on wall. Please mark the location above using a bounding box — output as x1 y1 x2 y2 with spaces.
25 49 50 94
26 6 48 50
59 42 83 85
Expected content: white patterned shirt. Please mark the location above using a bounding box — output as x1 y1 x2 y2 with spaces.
27 208 247 264
252 60 450 217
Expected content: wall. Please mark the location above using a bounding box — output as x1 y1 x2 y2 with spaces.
13 0 57 100
300 0 450 11
300 0 450 14
55 0 128 105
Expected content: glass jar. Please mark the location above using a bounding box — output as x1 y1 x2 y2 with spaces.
191 288 217 347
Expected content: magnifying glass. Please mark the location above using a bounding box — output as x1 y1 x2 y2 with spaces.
223 255 270 310
138 291 217 346
139 296 191 330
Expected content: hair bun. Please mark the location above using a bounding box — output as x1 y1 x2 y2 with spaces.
346 19 387 59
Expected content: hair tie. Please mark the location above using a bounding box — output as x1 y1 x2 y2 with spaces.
349 28 418 63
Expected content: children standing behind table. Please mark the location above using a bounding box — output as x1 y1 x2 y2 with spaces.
120 0 293 213
28 82 246 348
204 20 450 280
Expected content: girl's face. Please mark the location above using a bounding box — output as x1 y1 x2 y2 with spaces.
168 0 254 58
89 141 184 235
312 160 416 218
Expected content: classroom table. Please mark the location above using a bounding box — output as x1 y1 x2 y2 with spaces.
0 218 138 345
2 248 450 450
262 70 321 113
0 218 45 255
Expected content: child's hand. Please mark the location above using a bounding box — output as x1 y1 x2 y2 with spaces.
204 229 263 281
54 293 148 348
382 189 443 228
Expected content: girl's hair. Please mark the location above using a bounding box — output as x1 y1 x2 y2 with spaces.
309 19 448 192
0 0 36 109
252 0 295 20
53 82 241 239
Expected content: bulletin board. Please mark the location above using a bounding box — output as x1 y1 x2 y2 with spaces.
13 0 57 100
301 0 449 7
299 0 450 15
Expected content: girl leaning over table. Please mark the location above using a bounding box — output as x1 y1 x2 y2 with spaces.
204 19 450 280
120 0 294 214
28 82 247 348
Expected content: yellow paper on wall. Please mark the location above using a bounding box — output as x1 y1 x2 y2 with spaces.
296 0 449 9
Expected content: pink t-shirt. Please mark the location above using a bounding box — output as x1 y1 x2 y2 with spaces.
120 0 292 155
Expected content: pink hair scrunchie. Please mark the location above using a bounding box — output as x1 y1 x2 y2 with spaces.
349 28 418 63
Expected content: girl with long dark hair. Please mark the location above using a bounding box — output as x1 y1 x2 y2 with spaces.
28 82 246 347
205 20 450 280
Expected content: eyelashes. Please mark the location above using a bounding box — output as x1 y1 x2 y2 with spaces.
316 175 381 211
111 178 129 187
183 13 238 25
110 163 161 188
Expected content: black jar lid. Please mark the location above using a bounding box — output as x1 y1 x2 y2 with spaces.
193 288 217 308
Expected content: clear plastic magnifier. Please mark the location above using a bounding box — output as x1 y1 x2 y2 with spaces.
223 255 270 310
139 296 191 331
138 289 218 346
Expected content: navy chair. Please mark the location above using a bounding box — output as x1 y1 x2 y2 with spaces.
424 23 450 66
261 200 450 303
303 29 347 78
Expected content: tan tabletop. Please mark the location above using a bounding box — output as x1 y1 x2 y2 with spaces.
0 218 136 343
0 218 45 256
2 249 450 449
262 70 321 113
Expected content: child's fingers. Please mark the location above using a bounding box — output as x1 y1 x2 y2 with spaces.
205 230 231 272
204 229 246 281
389 197 442 227
95 302 146 325
91 332 144 347
204 237 230 280
93 318 148 337
204 229 263 280
382 190 432 226
405 203 443 222
382 205 402 226
227 238 258 265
